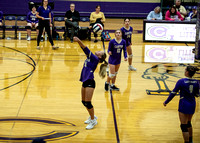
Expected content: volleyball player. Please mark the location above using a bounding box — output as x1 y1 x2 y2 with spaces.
73 36 107 129
121 18 136 71
0 11 3 26
105 29 127 91
26 6 39 41
163 66 200 143
36 0 58 50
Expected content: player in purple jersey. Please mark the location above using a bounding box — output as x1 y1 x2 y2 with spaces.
41 11 54 42
0 11 3 26
73 36 108 129
105 29 127 91
26 6 39 41
163 66 199 143
121 18 137 71
36 0 58 50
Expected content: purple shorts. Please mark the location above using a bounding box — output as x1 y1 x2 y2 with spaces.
178 99 196 114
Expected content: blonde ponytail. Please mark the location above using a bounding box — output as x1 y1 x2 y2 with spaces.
99 61 108 78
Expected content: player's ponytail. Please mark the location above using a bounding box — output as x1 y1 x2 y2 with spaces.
186 65 199 77
99 60 108 79
99 52 108 78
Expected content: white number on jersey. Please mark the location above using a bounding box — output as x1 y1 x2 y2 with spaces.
117 48 121 53
189 85 193 94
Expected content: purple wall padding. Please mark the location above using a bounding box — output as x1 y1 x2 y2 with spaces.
0 0 160 18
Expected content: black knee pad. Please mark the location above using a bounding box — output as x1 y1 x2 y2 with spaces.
26 26 31 29
83 101 93 109
180 124 188 132
187 121 192 128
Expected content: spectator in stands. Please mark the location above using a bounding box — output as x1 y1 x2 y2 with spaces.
175 0 187 19
147 6 162 20
0 11 4 26
165 5 184 21
188 6 197 20
64 3 80 43
26 5 39 41
89 5 106 42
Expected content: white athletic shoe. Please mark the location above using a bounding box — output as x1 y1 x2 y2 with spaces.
27 36 31 41
84 115 97 124
128 65 137 71
86 119 97 130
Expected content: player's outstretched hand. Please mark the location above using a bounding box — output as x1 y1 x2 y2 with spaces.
73 36 80 42
124 58 127 61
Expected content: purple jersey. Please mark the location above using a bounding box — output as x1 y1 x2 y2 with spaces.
27 11 38 23
37 6 51 19
121 26 133 46
80 47 99 82
108 39 127 65
165 78 200 114
0 11 3 23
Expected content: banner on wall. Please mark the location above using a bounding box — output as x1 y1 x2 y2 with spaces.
144 23 196 42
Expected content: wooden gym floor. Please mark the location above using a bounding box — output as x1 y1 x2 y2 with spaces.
0 18 199 143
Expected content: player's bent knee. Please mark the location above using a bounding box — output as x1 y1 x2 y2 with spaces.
180 124 188 132
84 101 93 109
187 121 192 128
109 73 115 78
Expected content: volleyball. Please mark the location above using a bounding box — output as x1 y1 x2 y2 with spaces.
93 23 103 34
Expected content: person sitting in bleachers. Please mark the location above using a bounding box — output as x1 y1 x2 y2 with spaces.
89 5 105 42
174 0 187 19
188 6 197 20
26 5 39 41
64 3 80 43
147 6 163 20
165 5 183 21
0 11 3 26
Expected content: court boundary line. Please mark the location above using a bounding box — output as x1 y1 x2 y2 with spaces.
109 88 120 143
101 37 120 143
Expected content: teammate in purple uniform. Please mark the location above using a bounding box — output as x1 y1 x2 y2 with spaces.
36 0 58 50
121 18 136 71
73 36 108 129
163 66 199 143
0 11 3 26
26 6 39 41
105 29 127 91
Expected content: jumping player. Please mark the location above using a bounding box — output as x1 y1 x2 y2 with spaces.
26 5 39 41
121 18 136 71
105 29 127 91
36 0 58 50
163 66 200 143
73 36 108 129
